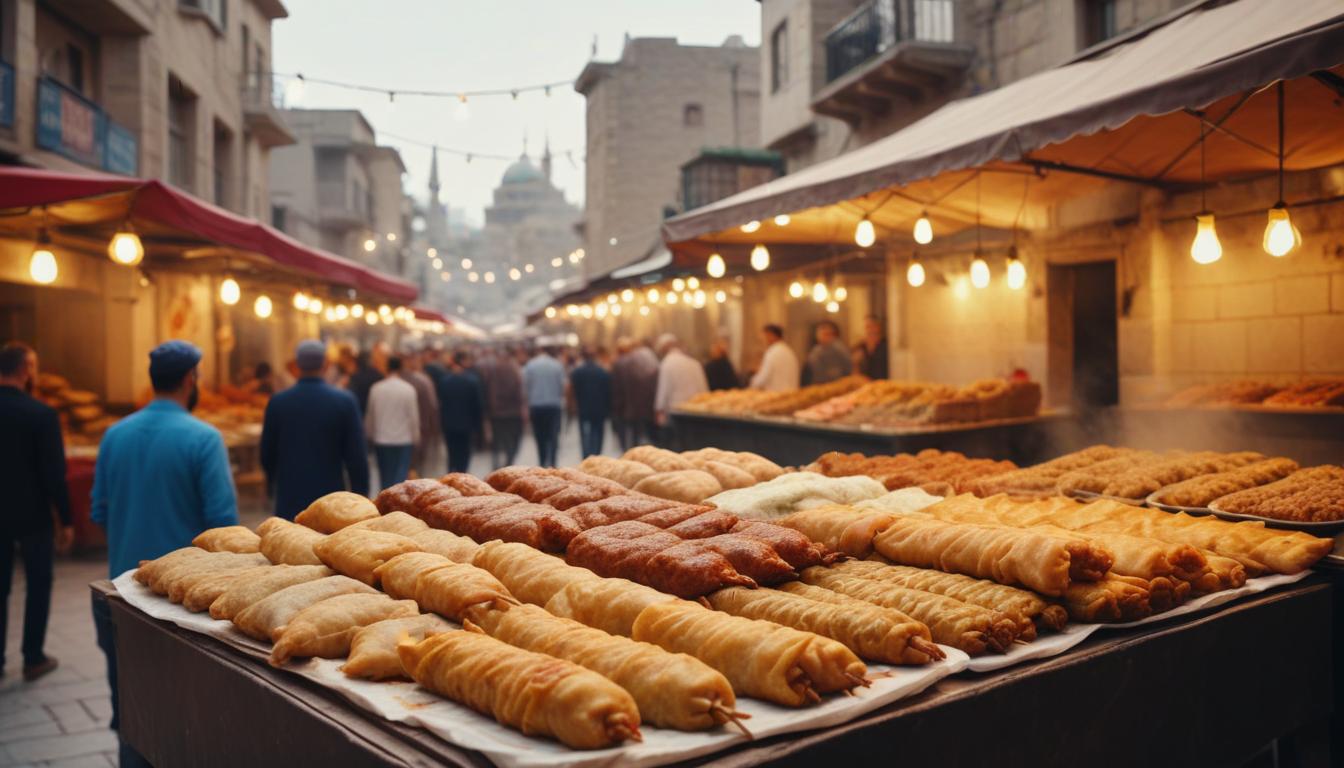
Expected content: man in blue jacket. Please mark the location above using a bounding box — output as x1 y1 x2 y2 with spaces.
91 339 238 767
436 350 483 473
261 340 369 518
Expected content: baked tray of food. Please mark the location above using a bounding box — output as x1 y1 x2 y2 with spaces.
1142 493 1213 516
1203 501 1344 535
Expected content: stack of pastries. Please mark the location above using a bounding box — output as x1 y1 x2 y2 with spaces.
808 449 1017 496
575 446 787 504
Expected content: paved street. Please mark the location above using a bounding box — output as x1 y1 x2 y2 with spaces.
0 421 618 766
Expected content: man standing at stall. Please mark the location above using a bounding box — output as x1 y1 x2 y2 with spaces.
260 340 369 519
806 320 853 385
855 315 890 380
437 351 483 473
0 342 72 683
522 346 566 467
91 339 237 766
569 347 611 458
365 356 420 488
654 334 708 448
750 324 801 392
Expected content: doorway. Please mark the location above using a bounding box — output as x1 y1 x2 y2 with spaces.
1047 261 1118 410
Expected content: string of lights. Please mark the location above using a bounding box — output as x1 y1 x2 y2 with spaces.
271 71 574 101
375 129 584 165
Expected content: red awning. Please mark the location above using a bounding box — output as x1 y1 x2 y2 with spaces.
411 305 452 325
0 166 417 302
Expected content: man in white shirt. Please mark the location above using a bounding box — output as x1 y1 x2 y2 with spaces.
364 356 420 489
750 324 800 392
654 334 708 441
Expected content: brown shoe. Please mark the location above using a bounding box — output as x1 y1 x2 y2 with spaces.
23 657 58 682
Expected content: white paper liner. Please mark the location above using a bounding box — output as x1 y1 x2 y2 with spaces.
112 571 969 768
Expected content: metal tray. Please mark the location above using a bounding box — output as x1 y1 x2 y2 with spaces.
1202 501 1344 535
1143 492 1214 516
1067 490 1147 506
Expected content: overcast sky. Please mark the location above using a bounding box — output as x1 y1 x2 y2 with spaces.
272 0 761 228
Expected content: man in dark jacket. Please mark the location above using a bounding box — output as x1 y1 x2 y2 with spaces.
437 351 484 473
345 349 383 415
568 347 611 458
479 347 526 469
703 340 739 391
261 340 370 519
0 342 71 682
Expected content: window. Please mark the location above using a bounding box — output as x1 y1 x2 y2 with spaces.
167 77 196 189
271 205 287 231
179 0 227 33
213 120 233 208
683 103 703 127
65 44 83 93
770 21 789 92
1084 0 1118 47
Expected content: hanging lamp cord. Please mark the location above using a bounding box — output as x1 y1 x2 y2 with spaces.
1277 80 1285 205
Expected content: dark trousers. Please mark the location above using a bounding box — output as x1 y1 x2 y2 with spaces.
444 431 473 473
622 419 656 450
374 444 414 489
490 417 522 469
0 530 53 668
529 405 562 467
92 593 153 768
578 416 605 458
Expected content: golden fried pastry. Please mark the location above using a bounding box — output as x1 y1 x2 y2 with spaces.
1055 452 1163 496
409 528 480 562
1154 458 1299 508
269 592 419 666
698 461 757 491
970 445 1134 496
192 526 261 554
413 561 517 621
295 492 380 533
232 575 376 641
208 564 335 620
578 456 657 488
1063 576 1151 622
1212 465 1344 523
342 614 454 680
470 541 598 606
180 565 274 613
632 470 723 504
1102 451 1265 500
257 517 326 566
398 630 641 749
544 577 678 637
624 445 696 473
778 505 897 558
135 547 209 586
370 552 456 600
438 473 496 496
374 478 446 516
312 527 421 586
348 511 430 537
159 552 270 602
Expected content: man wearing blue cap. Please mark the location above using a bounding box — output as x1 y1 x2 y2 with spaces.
261 340 369 518
91 339 237 766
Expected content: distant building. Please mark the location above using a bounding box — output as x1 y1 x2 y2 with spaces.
575 35 761 279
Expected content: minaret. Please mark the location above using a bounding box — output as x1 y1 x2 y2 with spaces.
542 132 552 182
426 147 448 245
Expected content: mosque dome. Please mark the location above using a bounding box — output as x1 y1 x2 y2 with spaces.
501 155 543 185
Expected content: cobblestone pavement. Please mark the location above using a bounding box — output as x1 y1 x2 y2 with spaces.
0 420 618 766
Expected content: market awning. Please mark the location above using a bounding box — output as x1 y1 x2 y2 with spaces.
411 305 452 325
0 166 418 302
662 0 1344 260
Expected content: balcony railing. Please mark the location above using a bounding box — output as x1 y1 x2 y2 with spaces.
241 71 295 147
825 0 956 83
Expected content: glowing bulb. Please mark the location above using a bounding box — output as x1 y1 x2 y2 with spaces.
1262 204 1301 257
545 307 558 319
29 245 57 284
825 300 840 313
309 298 323 314
834 286 848 301
484 271 496 284
706 253 726 278
432 258 443 270
365 313 378 326
647 288 660 303
219 277 241 305
1006 256 1027 290
427 247 438 258
970 255 990 289
913 212 933 245
639 305 650 316
740 220 761 233
580 305 593 318
351 304 365 318
607 293 618 305
293 291 310 310
253 294 273 318
454 94 471 122
907 258 926 287
324 307 336 321
681 291 692 304
672 278 686 292
566 304 579 317
551 257 563 268
524 263 534 273
693 289 706 307
461 258 473 270
611 304 622 316
1190 213 1223 265
595 303 608 319
714 289 726 304
953 276 970 300
812 282 828 303
750 244 770 271
854 217 876 248
568 251 581 264
687 277 700 290
378 304 392 317
667 291 679 305
620 289 634 303
789 281 805 299
335 304 349 320
363 238 376 252
468 271 479 282
509 268 521 280
107 229 144 266
774 214 791 226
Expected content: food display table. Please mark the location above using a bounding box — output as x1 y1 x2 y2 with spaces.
94 578 1336 768
669 412 1074 467
1118 406 1344 467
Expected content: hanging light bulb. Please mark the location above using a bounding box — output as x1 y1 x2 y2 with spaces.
253 295 273 318
672 277 686 292
774 214 790 226
454 93 471 122
219 277 241 305
639 305 650 317
365 312 378 326
524 263 534 273
362 238 376 252
825 300 840 313
293 291 310 310
789 280 805 299
693 289 706 307
811 281 828 303
1190 213 1222 265
667 291 679 305
854 217 876 248
681 291 693 304
324 306 336 322
509 267 522 280
29 233 57 284
740 220 761 233
545 307 558 319
107 225 145 266
432 258 443 270
906 255 926 287
551 257 563 268
687 276 700 290
427 247 438 258
970 253 990 289
714 289 727 304
647 287 660 303
309 297 323 314
706 253 726 278
913 212 933 245
750 244 770 271
595 303 608 319
335 304 350 320
834 286 848 302
461 257 473 270
580 304 593 318
378 304 392 317
468 271 479 283
484 271 496 284
351 303 365 318
1262 205 1300 257
1006 248 1027 290
620 288 634 303
566 304 579 317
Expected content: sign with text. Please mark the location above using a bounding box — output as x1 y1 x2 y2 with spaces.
36 77 138 174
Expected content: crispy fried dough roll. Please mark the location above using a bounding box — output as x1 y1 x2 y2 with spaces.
270 593 419 666
730 521 832 570
208 564 334 620
257 517 327 566
836 559 1064 635
160 552 270 603
1199 551 1248 591
233 575 376 641
707 586 942 665
778 506 896 558
143 549 242 594
181 565 273 613
398 631 642 749
135 547 208 585
312 527 421 586
409 528 480 562
295 491 379 533
471 603 740 731
349 511 430 537
630 601 823 706
470 541 599 606
342 614 453 681
192 525 261 553
412 560 517 621
371 552 456 599
797 568 1016 656
545 578 678 637
438 472 497 496
1063 576 1152 622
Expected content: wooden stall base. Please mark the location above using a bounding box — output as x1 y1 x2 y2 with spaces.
96 579 1335 768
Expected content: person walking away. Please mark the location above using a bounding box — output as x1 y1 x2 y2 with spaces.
364 356 420 489
403 350 442 478
856 315 890 380
422 346 450 390
750 324 801 392
654 334 709 449
437 351 484 473
345 350 383 415
260 340 369 520
92 340 238 766
522 347 565 467
569 348 611 458
703 340 739 391
481 348 526 468
0 343 72 682
612 340 659 449
806 320 853 385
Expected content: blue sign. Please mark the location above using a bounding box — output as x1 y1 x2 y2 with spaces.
0 60 13 128
35 77 138 175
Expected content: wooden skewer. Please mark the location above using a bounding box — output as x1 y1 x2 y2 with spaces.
909 635 946 661
710 702 755 739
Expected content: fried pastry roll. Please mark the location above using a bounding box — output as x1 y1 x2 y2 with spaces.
312 527 421 586
567 496 681 529
192 526 261 554
578 455 658 488
270 593 419 666
483 465 535 492
564 522 756 598
135 546 208 585
472 604 741 731
295 492 380 533
545 577 679 637
374 478 444 516
707 586 942 665
232 575 376 641
342 614 453 680
257 517 327 566
1063 576 1150 622
349 511 429 537
796 569 1017 656
730 521 832 570
181 565 273 613
1199 551 1248 590
777 506 897 558
409 528 480 562
635 504 719 529
412 560 517 621
666 511 741 539
438 472 496 496
208 564 334 620
370 552 456 600
470 541 598 606
398 631 642 749
160 552 270 602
